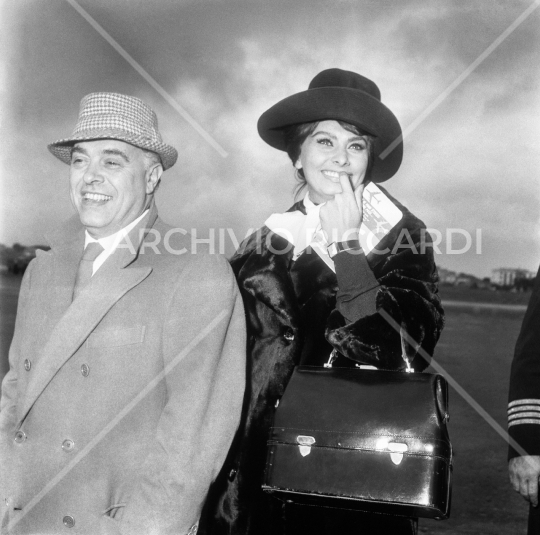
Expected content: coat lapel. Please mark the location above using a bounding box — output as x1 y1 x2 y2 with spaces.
35 219 85 337
18 207 158 425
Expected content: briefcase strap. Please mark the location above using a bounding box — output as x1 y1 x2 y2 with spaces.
325 323 414 372
399 324 414 373
323 350 339 368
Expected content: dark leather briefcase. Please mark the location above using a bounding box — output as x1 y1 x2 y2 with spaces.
262 365 452 519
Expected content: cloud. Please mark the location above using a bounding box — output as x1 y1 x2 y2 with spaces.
1 0 539 276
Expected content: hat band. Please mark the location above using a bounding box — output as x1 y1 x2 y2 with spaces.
72 114 162 143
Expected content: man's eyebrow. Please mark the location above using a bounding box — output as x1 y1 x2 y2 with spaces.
71 146 88 156
102 148 130 162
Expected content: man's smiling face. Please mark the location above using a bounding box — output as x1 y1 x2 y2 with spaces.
69 139 157 238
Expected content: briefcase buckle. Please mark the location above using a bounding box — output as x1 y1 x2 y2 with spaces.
376 439 409 465
324 350 338 368
387 442 408 465
297 435 316 457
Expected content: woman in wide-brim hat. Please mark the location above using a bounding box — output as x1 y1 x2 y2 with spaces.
202 68 444 535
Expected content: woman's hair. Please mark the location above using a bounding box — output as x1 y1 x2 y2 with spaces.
282 121 376 199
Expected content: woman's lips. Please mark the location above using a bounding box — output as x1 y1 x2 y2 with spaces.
322 170 352 182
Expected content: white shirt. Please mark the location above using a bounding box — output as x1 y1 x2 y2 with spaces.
84 210 149 276
265 194 335 272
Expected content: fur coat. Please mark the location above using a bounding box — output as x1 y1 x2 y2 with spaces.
200 187 444 535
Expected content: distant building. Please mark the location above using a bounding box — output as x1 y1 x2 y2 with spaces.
438 266 493 289
455 274 478 287
491 268 535 287
1 244 50 275
438 267 457 285
438 267 492 288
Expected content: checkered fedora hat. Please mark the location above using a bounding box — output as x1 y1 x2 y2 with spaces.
48 92 178 170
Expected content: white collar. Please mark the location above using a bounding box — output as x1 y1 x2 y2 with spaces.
302 192 319 212
84 209 149 275
264 194 335 272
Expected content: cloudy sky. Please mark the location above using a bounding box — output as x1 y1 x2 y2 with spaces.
0 0 539 277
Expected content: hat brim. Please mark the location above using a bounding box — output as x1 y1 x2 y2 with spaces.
48 128 178 171
257 87 403 182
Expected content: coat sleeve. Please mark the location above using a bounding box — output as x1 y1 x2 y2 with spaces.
333 250 380 320
508 265 540 460
326 213 444 372
118 254 246 535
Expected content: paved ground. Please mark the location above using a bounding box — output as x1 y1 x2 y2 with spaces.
0 274 532 533
420 304 527 534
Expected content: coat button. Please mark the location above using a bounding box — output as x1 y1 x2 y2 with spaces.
14 431 26 443
62 439 75 452
80 364 90 377
283 329 294 342
62 515 75 528
24 359 31 371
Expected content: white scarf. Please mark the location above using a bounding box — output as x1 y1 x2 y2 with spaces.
264 194 335 272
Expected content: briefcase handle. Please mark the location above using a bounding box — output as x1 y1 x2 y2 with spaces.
399 324 414 373
324 323 414 373
399 327 449 422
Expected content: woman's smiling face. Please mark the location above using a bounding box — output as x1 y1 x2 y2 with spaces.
295 120 370 204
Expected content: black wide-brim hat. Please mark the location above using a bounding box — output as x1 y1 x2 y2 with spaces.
257 68 402 182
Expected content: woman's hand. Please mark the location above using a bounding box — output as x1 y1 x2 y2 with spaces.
320 174 365 244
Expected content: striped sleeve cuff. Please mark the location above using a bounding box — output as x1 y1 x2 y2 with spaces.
508 399 540 428
508 399 540 459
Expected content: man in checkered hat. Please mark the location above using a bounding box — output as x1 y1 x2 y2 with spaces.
0 93 246 534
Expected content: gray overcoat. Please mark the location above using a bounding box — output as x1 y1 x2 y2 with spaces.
0 204 246 534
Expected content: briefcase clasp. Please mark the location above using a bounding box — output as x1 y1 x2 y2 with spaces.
324 350 338 368
297 435 316 457
376 439 409 465
387 442 408 465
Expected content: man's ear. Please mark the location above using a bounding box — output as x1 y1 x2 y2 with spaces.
146 164 163 194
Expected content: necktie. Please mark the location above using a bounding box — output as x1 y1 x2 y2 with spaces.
72 242 104 301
